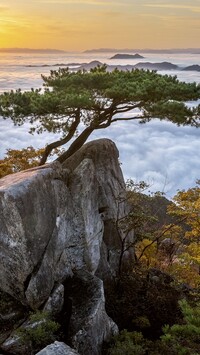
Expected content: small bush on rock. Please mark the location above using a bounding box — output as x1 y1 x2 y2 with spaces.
18 311 59 352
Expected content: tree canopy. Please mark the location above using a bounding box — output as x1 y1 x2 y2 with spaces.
0 147 58 178
0 65 199 165
130 180 200 287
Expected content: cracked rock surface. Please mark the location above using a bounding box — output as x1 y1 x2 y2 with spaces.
0 139 128 309
0 138 133 354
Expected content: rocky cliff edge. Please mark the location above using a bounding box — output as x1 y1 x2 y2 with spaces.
0 138 134 354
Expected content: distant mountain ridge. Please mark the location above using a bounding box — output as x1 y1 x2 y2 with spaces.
69 60 200 72
23 60 200 72
1 47 200 54
84 48 200 54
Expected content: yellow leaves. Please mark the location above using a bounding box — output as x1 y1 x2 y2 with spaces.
168 181 200 242
0 147 44 178
133 181 200 287
185 243 200 265
0 162 13 179
136 238 157 267
169 261 200 288
0 146 65 178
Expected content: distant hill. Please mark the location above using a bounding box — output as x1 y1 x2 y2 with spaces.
110 53 144 59
77 60 103 70
134 62 178 70
182 65 200 72
0 48 66 54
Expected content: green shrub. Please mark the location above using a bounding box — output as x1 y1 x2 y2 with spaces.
106 300 200 355
105 270 181 337
107 329 149 355
132 315 150 329
159 300 200 354
18 311 59 351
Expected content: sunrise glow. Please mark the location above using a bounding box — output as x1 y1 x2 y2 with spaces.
0 0 199 51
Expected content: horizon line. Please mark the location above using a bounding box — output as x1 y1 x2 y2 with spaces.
0 47 200 54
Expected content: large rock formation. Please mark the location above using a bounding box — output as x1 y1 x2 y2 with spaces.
0 138 133 354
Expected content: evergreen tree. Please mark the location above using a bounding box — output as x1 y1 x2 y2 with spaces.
0 65 199 164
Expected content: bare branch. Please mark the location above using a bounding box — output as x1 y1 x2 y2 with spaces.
111 115 149 123
137 216 188 261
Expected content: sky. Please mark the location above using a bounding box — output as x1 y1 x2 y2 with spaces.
0 0 200 51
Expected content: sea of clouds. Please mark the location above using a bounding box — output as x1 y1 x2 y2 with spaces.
0 52 199 198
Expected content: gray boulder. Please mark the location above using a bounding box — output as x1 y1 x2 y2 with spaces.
36 341 80 355
0 138 130 309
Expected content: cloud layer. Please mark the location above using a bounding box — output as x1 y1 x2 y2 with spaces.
91 119 200 197
1 115 199 198
0 52 199 198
